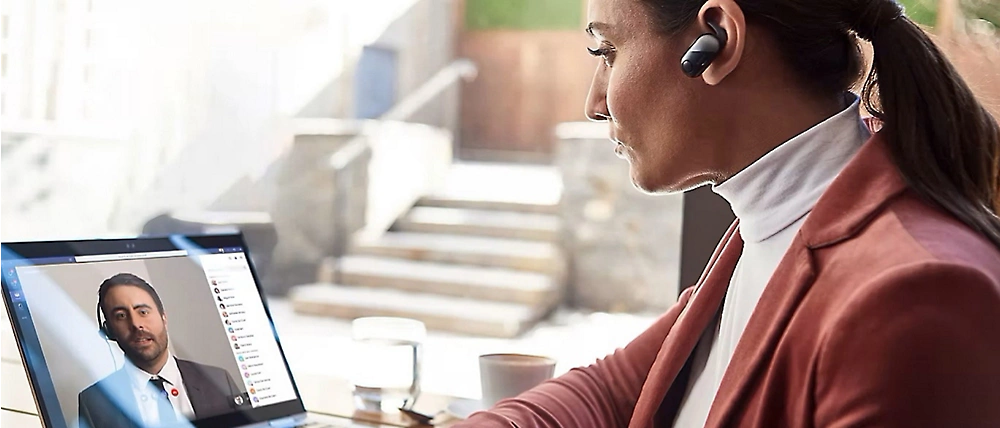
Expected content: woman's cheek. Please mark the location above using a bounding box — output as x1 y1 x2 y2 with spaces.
605 75 631 125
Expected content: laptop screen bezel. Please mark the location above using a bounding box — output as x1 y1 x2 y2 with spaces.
1 233 308 428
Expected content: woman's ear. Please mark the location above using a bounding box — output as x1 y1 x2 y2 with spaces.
699 0 746 85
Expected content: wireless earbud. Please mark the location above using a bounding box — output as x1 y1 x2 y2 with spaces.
680 20 728 78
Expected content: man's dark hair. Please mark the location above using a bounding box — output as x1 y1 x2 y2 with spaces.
97 273 165 317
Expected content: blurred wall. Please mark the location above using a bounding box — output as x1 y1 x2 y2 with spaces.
371 0 460 134
935 33 1000 118
457 0 593 160
459 30 594 159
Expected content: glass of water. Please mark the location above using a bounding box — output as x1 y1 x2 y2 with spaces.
350 317 425 414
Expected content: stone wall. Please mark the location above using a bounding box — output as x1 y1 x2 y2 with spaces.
555 122 684 312
153 118 452 296
266 125 372 294
264 119 452 294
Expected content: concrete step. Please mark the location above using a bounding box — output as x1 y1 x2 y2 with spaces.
350 232 565 274
289 283 554 338
417 194 559 214
393 206 561 242
324 255 560 305
418 162 562 214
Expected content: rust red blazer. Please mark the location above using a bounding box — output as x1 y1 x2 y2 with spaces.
458 132 1000 427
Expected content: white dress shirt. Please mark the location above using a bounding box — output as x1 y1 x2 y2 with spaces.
124 351 196 424
673 93 871 427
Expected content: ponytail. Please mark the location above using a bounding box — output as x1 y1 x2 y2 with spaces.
638 0 1000 248
852 0 1000 248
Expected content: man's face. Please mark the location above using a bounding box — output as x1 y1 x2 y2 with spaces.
103 285 169 367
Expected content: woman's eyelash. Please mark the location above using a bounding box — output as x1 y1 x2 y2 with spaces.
588 45 616 67
588 46 614 57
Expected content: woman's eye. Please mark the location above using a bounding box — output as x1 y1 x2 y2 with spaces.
587 45 616 67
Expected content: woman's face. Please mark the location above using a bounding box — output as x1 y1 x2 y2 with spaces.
586 0 729 193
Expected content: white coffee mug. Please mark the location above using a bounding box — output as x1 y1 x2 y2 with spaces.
479 353 556 408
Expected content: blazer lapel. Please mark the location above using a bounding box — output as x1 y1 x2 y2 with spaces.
705 132 909 427
704 238 816 427
630 222 744 428
177 360 207 416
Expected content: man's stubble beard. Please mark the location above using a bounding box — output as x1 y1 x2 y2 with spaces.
123 328 169 368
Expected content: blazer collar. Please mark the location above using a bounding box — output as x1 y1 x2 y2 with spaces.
799 128 908 248
633 130 907 427
704 130 908 426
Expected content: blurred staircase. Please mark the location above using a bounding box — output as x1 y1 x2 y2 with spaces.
288 162 566 338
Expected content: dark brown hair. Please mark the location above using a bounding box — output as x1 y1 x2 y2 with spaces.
98 273 165 316
639 0 1000 248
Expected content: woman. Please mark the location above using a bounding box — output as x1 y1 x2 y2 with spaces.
456 0 1000 426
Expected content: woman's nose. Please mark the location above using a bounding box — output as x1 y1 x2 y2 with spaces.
585 72 610 122
586 100 610 122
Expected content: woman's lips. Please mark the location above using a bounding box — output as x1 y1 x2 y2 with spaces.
612 138 627 158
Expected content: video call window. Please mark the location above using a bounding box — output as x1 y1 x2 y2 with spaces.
8 249 298 428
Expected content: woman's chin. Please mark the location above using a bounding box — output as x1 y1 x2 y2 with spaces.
629 168 691 195
629 169 665 194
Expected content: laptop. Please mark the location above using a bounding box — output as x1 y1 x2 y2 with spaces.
1 233 369 428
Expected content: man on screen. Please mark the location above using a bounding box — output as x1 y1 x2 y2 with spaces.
79 273 244 428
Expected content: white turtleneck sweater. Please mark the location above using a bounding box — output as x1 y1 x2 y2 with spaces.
672 93 871 427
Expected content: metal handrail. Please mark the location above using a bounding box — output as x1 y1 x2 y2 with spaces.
378 58 477 122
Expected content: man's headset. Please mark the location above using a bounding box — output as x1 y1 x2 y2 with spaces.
680 20 728 78
97 300 118 342
96 298 123 370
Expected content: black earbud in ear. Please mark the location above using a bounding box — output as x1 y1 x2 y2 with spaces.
680 20 728 78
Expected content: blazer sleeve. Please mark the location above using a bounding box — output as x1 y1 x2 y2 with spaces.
453 286 695 428
814 262 1000 427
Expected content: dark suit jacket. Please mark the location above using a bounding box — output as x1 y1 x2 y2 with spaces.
78 358 243 428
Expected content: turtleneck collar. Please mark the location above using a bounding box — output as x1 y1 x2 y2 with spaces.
712 93 871 243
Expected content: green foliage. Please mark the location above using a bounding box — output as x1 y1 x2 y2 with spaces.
899 0 999 29
899 0 940 27
463 0 996 32
465 0 583 30
962 0 1000 28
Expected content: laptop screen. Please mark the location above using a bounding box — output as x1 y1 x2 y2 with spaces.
2 234 305 428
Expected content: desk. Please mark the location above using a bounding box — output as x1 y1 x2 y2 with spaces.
2 408 42 428
1 358 462 427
